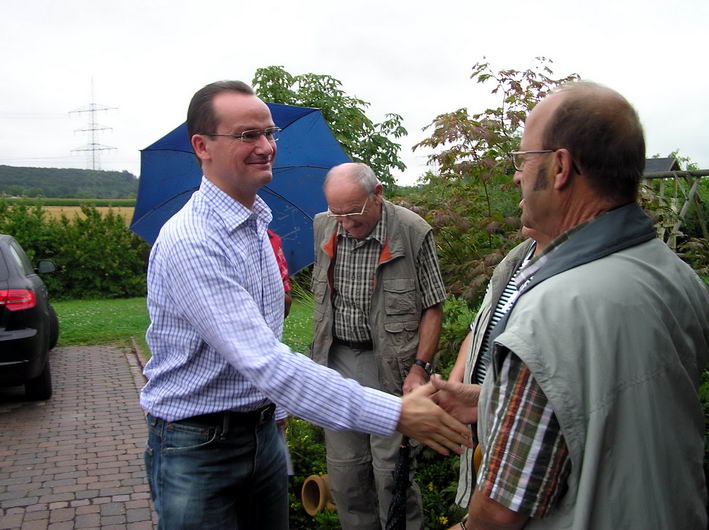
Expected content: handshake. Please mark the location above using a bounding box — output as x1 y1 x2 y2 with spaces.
396 375 481 455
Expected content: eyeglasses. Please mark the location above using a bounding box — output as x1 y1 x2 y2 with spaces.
510 149 581 174
204 127 281 143
326 197 369 218
509 150 555 171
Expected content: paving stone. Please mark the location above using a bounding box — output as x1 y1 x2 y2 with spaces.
48 508 74 523
100 514 126 525
0 347 156 529
22 510 49 522
73 513 100 528
127 522 154 530
46 522 73 530
0 512 23 529
100 503 126 516
20 519 49 530
126 508 152 523
74 505 100 515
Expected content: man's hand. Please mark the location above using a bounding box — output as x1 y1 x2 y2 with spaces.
468 489 529 529
402 365 428 394
431 374 481 425
397 382 473 456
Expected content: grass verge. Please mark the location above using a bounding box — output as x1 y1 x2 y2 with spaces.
54 297 150 352
53 295 314 359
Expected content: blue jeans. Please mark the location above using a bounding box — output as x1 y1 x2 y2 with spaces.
145 412 288 529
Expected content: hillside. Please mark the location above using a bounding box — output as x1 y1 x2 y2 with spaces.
0 165 139 198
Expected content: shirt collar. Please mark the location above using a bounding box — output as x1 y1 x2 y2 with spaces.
199 176 272 231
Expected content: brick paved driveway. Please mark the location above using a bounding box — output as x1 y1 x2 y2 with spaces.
0 345 156 529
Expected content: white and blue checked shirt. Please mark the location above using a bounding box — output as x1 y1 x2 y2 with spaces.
140 177 400 435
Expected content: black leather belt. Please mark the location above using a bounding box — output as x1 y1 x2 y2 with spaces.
334 337 373 350
179 404 275 426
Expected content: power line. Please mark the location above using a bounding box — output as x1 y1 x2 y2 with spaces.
0 112 68 119
70 79 117 170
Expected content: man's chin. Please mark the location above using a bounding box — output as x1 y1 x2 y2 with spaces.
252 168 273 182
521 225 535 238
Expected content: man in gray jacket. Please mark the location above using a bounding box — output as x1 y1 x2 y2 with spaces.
435 81 709 529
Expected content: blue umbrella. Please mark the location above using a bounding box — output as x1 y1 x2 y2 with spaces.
130 103 350 274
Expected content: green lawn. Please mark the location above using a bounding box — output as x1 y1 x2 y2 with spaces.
54 297 150 347
53 295 315 357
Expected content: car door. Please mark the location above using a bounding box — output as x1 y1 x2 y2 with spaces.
0 247 10 333
7 239 50 320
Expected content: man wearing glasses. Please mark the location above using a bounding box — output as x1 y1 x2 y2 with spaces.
311 162 447 529
140 82 471 529
433 81 708 529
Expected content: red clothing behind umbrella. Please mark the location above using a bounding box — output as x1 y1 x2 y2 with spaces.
267 229 292 316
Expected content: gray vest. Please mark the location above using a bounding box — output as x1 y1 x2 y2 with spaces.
479 238 709 529
310 201 433 396
456 239 535 506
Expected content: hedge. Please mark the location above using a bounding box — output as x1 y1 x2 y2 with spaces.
0 198 149 300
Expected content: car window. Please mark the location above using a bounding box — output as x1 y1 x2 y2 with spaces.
0 250 8 281
9 241 35 276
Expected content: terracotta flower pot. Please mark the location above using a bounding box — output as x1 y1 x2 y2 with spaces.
301 474 337 516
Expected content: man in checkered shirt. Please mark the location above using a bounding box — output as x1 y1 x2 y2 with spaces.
311 162 447 529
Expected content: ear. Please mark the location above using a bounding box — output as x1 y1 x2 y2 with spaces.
374 182 384 198
552 148 574 190
191 134 211 164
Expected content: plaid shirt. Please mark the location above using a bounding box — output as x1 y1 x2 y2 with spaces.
476 225 584 517
140 177 401 436
477 352 571 517
332 206 446 342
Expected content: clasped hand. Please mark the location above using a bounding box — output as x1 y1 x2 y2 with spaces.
430 374 481 425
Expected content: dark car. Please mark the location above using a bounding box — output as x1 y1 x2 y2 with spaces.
0 235 59 399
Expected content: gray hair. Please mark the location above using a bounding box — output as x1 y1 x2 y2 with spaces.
324 162 380 195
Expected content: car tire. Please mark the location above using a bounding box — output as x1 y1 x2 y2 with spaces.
48 304 59 350
25 360 52 400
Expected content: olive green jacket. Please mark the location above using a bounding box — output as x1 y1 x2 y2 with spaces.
310 201 435 396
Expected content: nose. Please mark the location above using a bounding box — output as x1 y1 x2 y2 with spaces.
254 133 275 155
513 168 522 186
338 217 356 231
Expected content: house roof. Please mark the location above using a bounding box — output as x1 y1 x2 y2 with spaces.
644 157 681 174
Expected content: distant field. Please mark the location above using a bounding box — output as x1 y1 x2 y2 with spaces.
4 198 135 207
42 205 134 224
1 197 136 224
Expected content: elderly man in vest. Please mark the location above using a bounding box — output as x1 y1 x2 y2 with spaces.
433 81 709 529
311 162 447 529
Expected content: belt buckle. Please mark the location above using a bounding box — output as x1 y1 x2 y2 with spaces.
258 404 273 423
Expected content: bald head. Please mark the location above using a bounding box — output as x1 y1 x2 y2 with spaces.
323 163 384 239
541 81 645 204
324 162 380 195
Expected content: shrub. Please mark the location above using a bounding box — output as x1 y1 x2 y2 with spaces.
0 198 149 299
435 296 477 377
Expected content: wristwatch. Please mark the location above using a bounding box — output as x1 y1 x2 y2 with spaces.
412 359 432 376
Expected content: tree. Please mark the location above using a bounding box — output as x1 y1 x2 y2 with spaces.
252 66 407 187
405 57 579 304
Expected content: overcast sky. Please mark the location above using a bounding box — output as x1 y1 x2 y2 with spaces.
2 0 707 186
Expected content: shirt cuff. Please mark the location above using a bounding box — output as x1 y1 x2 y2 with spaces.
274 404 288 422
355 387 402 436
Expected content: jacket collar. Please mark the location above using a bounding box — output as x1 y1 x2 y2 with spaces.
489 202 656 351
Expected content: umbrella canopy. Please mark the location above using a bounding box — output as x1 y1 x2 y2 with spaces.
130 103 350 274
